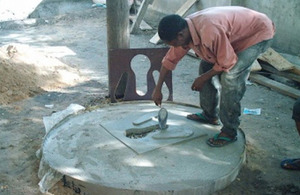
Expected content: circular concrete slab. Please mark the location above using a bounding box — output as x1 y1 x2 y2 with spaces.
42 101 246 195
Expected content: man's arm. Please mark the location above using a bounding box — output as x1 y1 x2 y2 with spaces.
152 65 171 106
191 69 222 91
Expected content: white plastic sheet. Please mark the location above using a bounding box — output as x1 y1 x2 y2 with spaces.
37 104 85 193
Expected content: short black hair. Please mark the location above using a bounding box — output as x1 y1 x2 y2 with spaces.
158 14 187 42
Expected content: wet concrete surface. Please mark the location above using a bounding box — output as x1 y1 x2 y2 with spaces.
42 101 246 195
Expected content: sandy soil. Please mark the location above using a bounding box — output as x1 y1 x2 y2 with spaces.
0 44 85 104
0 1 299 195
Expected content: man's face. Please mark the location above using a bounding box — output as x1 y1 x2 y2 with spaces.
164 28 191 49
165 38 185 48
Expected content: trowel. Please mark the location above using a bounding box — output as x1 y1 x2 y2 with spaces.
158 107 168 130
153 107 195 139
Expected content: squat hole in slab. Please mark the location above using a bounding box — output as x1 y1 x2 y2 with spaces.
130 54 150 96
125 127 159 139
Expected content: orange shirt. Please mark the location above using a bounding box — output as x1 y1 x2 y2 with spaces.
162 6 275 72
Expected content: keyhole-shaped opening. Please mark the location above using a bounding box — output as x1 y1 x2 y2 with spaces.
153 70 169 100
131 54 151 96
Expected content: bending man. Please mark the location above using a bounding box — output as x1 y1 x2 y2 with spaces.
152 6 275 147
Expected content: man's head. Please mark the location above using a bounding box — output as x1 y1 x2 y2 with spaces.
158 14 191 48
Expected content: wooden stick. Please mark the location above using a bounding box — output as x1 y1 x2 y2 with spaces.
249 73 300 99
260 63 300 83
130 0 154 34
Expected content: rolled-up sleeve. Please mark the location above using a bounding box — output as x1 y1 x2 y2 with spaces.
162 46 189 70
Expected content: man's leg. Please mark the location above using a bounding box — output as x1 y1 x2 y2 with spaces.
187 60 220 124
280 98 300 170
208 39 272 146
292 98 300 136
199 60 220 120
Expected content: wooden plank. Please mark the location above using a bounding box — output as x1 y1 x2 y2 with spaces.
260 63 300 83
289 65 300 76
175 0 199 15
149 0 198 44
250 60 262 72
258 48 294 71
249 73 300 99
149 33 162 44
130 0 154 33
139 20 152 30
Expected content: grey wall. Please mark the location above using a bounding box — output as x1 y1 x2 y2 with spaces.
147 0 300 56
232 0 300 55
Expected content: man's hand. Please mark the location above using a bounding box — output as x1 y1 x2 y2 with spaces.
152 87 163 106
191 75 207 91
152 65 170 107
191 69 222 91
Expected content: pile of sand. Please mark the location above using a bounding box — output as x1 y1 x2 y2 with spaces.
0 44 84 104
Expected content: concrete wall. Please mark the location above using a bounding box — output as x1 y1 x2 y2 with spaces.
232 0 300 55
147 0 300 55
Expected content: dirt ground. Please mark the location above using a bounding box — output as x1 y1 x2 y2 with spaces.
0 1 299 195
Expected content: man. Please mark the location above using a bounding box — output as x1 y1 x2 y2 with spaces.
281 98 300 170
152 6 275 147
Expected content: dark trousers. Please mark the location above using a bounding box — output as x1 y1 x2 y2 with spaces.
199 39 273 137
